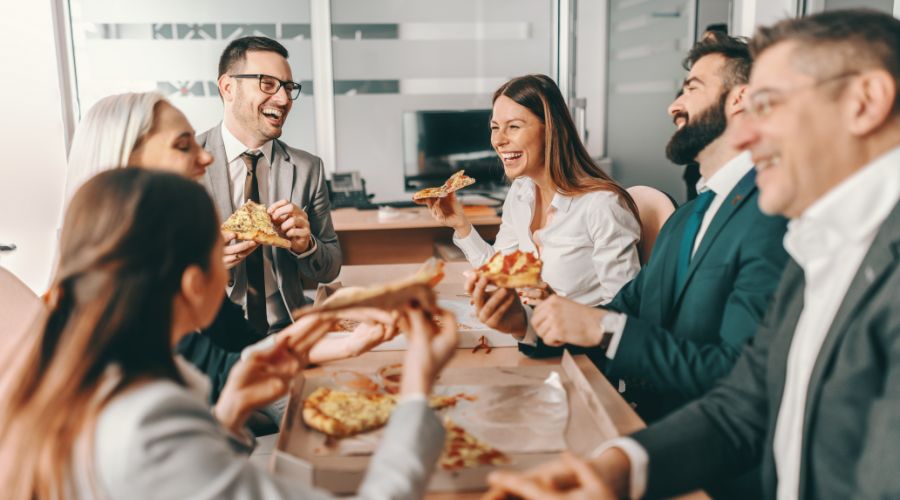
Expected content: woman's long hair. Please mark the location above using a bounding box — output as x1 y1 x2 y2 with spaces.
493 74 640 224
0 168 219 499
64 92 167 204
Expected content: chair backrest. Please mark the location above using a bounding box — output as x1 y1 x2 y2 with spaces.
0 267 43 347
627 186 676 265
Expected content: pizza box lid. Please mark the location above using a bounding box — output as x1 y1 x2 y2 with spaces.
271 351 644 494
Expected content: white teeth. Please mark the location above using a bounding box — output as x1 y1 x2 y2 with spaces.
262 108 283 119
501 152 523 160
756 155 780 171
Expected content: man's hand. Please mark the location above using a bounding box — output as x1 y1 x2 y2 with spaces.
466 274 528 338
483 449 631 500
532 296 606 347
214 335 302 435
424 192 473 238
221 230 258 270
269 199 311 254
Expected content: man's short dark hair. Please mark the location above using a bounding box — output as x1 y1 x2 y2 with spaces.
218 36 289 78
684 31 752 91
750 9 900 113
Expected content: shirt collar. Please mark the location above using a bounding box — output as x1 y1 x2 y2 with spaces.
514 177 575 213
695 150 754 196
785 145 900 265
221 122 274 165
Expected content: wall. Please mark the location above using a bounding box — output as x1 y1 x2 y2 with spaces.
0 2 69 292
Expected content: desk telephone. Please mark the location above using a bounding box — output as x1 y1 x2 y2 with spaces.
327 171 376 209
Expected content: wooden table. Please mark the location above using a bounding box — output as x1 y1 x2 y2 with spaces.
331 207 501 265
291 263 708 499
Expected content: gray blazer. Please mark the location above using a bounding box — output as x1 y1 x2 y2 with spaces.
630 200 900 499
71 381 444 499
198 124 342 311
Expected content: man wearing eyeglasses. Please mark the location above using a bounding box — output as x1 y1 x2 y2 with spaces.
198 36 341 340
485 9 900 500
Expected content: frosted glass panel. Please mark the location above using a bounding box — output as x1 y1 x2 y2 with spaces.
330 0 555 202
68 0 317 154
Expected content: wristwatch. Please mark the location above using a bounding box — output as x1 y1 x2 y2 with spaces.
597 312 619 353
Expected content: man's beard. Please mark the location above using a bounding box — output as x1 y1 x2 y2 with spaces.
665 92 728 165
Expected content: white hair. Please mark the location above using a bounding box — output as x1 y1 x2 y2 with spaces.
63 92 168 203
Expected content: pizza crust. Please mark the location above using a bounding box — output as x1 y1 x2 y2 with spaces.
412 170 476 203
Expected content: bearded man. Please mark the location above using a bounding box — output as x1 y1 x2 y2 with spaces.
503 33 790 428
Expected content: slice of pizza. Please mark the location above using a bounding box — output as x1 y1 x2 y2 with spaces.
439 419 510 470
295 258 445 318
221 200 291 249
476 250 543 288
412 170 476 203
302 387 397 438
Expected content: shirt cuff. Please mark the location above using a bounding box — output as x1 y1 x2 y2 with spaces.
291 237 318 259
452 228 487 263
518 304 538 345
602 312 628 359
398 393 427 404
590 437 648 499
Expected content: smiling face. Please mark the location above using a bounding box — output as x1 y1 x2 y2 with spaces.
221 49 294 146
666 53 730 165
731 41 850 218
490 95 546 180
127 101 213 180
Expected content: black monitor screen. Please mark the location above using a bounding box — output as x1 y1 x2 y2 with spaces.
403 109 506 192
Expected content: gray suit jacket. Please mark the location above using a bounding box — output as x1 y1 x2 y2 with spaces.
631 200 900 499
198 124 342 311
71 381 444 499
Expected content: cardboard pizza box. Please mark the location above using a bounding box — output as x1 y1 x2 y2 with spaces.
271 351 644 494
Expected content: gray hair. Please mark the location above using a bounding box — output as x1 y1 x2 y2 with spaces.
63 92 167 203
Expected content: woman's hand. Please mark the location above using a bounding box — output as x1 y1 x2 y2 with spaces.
399 308 459 396
519 282 555 306
214 314 335 434
466 274 528 338
424 192 473 238
214 335 302 435
306 309 402 364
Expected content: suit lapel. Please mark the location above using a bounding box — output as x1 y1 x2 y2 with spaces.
270 140 296 205
797 201 900 497
202 123 235 221
673 169 758 304
656 209 691 320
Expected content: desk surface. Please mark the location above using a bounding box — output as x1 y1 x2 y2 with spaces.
332 206 501 231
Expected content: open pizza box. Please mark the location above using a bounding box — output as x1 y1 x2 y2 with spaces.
312 280 520 350
271 351 644 494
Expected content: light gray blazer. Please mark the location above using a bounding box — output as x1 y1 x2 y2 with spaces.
198 124 342 311
70 380 445 499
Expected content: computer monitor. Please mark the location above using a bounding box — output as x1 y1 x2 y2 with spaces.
402 109 506 193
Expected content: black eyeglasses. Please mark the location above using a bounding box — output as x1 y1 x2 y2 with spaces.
230 74 302 100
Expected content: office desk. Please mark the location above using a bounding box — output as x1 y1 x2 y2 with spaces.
331 207 501 265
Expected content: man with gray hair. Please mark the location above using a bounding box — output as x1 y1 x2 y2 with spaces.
486 9 900 499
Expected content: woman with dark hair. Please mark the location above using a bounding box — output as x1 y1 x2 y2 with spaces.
0 168 456 499
426 74 641 309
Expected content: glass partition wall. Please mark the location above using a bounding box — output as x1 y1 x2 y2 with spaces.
64 0 563 202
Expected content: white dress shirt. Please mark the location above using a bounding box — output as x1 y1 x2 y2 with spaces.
454 177 641 307
773 146 900 499
602 146 900 500
221 124 299 331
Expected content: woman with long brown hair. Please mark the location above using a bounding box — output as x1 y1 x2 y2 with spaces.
426 74 641 308
0 168 456 499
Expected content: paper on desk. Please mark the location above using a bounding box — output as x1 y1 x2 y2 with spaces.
316 372 568 456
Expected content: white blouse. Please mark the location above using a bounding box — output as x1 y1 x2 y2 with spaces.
454 177 641 306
